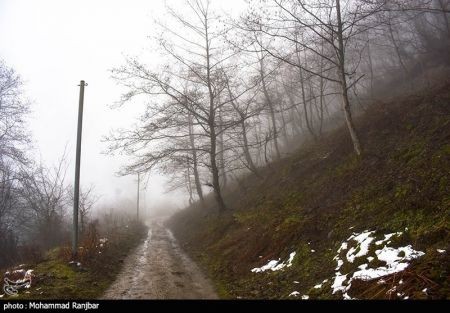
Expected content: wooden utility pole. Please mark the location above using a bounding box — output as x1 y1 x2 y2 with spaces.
137 172 140 220
73 80 87 257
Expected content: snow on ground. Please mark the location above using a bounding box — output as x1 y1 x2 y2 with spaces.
301 295 309 300
345 230 375 263
436 249 446 253
289 291 300 297
329 230 424 299
251 252 296 273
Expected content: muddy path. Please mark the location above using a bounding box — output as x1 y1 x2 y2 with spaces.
102 219 218 299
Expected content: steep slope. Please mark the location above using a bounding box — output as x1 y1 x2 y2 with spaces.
167 79 450 300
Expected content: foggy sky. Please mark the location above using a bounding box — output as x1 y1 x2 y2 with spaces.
0 0 247 214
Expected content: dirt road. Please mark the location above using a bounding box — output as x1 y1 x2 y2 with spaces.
102 219 218 299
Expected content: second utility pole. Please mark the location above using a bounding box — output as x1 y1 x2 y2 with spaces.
73 80 87 258
137 172 140 220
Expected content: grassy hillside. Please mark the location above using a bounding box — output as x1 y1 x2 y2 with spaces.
168 79 450 299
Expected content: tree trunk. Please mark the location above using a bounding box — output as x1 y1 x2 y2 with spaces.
366 32 375 99
259 58 281 160
226 82 259 176
218 108 227 188
209 124 226 212
283 84 303 136
336 0 362 156
205 19 226 212
295 42 317 140
186 156 194 205
188 111 204 206
279 99 290 146
241 119 259 175
387 20 409 78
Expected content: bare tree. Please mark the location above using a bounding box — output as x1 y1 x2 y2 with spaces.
108 0 241 212
68 185 99 236
19 156 69 249
242 0 389 155
0 60 31 167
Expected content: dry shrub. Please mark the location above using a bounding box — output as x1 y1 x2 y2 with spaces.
59 221 102 264
348 269 439 299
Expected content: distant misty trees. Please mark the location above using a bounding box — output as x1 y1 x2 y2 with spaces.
107 0 450 211
0 60 98 268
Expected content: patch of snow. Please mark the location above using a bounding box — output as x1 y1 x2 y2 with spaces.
12 269 25 274
331 272 348 294
314 284 322 289
287 252 296 266
0 294 4 298
293 281 300 284
358 264 368 270
376 245 424 264
322 279 328 283
374 232 401 246
354 266 407 281
251 252 296 273
377 279 386 285
437 249 445 253
301 295 309 300
422 288 427 293
251 260 279 273
343 293 353 300
338 242 348 253
99 238 108 244
335 259 344 271
330 230 425 299
4 271 10 275
399 279 404 285
404 296 409 300
77 262 81 267
311 249 315 253
289 291 300 297
345 231 375 263
25 270 34 276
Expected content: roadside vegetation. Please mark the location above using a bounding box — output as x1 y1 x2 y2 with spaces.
1 214 147 299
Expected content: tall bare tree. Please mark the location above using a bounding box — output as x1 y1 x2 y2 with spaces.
242 0 388 155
